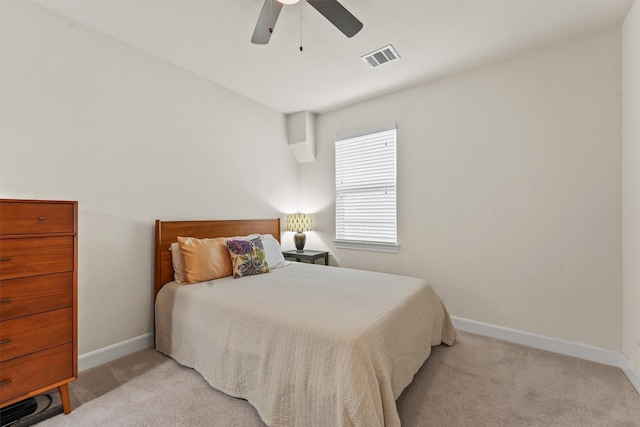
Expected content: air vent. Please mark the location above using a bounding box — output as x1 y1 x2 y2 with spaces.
361 44 400 68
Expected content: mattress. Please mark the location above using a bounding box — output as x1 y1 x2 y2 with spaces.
155 262 456 427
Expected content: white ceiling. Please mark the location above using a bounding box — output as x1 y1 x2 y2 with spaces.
32 0 634 114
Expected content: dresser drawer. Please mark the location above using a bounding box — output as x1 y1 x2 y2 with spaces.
0 237 74 281
0 202 74 235
1 308 73 362
0 343 73 404
0 273 73 321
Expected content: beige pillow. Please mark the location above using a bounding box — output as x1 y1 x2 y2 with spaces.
170 242 186 284
177 236 233 284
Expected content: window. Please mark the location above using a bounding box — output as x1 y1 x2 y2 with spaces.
334 126 398 253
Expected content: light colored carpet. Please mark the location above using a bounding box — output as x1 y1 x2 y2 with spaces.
36 331 640 426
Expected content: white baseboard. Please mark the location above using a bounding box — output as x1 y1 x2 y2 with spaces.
76 319 640 396
620 353 640 394
78 333 154 372
451 316 640 394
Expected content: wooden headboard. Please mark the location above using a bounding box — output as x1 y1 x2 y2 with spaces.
154 218 281 299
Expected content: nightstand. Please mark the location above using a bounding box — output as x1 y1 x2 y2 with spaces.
282 250 329 266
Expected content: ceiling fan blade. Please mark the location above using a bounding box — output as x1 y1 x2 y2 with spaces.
307 0 363 38
251 0 283 44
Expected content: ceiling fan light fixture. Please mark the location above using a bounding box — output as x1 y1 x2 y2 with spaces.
252 0 363 45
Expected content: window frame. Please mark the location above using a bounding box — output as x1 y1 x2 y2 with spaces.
333 124 399 253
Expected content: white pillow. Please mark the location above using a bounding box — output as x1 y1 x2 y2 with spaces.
260 234 288 269
170 242 186 284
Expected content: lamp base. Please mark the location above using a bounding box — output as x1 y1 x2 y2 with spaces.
294 232 306 251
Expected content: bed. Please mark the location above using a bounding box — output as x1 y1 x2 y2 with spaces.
154 218 456 427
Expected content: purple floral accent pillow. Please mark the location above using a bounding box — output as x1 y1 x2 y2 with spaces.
226 237 269 278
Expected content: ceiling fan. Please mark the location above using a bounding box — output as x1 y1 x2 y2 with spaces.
251 0 363 45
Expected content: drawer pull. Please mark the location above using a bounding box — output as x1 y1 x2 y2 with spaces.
0 257 12 262
0 339 11 345
0 298 12 303
39 216 46 220
0 379 12 386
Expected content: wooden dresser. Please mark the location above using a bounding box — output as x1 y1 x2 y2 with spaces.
0 199 77 415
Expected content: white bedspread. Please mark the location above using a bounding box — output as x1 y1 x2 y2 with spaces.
155 262 456 427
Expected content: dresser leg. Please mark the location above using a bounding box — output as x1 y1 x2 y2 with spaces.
59 383 71 414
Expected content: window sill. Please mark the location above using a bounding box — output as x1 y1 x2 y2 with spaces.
333 240 399 253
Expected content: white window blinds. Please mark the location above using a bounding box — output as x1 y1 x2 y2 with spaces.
335 128 397 251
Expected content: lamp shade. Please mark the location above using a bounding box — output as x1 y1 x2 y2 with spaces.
286 213 313 232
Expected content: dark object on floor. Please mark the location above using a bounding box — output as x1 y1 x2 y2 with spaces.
1 394 62 427
1 397 37 426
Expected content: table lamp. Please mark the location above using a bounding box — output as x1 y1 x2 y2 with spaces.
286 213 313 251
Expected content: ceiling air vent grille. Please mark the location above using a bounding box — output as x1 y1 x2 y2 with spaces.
361 44 400 68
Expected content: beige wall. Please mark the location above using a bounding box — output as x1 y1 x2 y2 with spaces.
0 0 631 358
623 0 640 370
300 28 623 350
0 1 299 354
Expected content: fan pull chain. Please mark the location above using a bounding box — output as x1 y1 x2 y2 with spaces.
299 1 303 51
269 0 273 33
